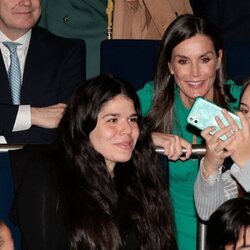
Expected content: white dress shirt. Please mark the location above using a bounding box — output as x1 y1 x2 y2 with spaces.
0 31 32 143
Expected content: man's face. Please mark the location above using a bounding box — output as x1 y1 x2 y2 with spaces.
0 0 41 40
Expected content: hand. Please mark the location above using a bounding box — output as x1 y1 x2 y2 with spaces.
31 103 66 129
224 111 250 167
201 125 234 176
151 132 192 161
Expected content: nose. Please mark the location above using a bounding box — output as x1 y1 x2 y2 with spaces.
19 0 31 6
190 62 200 76
120 120 133 135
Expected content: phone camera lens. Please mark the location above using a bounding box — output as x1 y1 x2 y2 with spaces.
194 119 198 124
189 117 193 121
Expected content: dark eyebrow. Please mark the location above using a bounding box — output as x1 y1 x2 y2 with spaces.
130 113 139 117
102 113 138 119
174 51 214 59
240 102 249 108
102 113 119 118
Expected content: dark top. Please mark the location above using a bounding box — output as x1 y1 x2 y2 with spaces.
14 144 139 250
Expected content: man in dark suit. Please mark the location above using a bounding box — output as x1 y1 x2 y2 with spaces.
0 0 85 248
0 1 85 144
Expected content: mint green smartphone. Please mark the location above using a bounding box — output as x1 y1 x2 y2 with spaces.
186 97 242 140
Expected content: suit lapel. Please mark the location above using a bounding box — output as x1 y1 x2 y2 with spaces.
22 27 46 103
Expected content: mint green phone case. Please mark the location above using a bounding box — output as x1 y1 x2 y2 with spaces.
186 97 242 140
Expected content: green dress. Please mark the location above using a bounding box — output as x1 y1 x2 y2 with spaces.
137 80 242 250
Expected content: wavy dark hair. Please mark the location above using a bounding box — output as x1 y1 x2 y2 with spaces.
56 74 177 249
207 193 250 249
147 14 234 133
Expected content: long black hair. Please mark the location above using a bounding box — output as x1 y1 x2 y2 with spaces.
56 74 177 249
207 193 250 249
147 14 234 133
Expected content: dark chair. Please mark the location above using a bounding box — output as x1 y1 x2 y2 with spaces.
100 39 161 90
225 40 250 83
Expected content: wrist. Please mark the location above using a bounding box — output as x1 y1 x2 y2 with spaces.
31 107 41 126
201 157 222 181
203 157 221 176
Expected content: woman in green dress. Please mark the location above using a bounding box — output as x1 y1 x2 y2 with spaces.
137 14 242 250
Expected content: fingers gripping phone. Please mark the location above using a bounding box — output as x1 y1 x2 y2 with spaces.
186 97 242 140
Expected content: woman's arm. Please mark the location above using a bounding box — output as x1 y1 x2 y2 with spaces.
194 158 238 221
194 123 237 221
152 132 192 161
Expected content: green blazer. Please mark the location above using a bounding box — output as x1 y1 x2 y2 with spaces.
39 0 108 78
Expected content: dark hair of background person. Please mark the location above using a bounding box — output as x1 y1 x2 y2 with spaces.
240 77 250 100
147 14 235 133
55 75 177 249
207 193 250 250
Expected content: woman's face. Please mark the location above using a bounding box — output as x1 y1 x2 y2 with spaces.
89 95 139 175
168 34 222 108
225 226 250 250
240 84 250 124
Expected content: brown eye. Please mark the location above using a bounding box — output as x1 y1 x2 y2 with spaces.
201 57 210 63
240 108 249 115
129 117 138 123
107 118 118 123
178 59 188 65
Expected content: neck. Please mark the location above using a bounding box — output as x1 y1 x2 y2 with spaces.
1 28 30 41
180 94 194 108
105 161 115 177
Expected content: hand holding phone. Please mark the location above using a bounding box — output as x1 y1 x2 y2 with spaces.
186 97 242 140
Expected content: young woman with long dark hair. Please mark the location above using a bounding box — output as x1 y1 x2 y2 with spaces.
16 75 177 250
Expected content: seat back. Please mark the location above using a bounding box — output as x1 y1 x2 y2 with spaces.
100 39 161 90
225 40 250 83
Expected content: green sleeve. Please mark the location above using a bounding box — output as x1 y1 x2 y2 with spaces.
136 81 155 116
37 0 107 79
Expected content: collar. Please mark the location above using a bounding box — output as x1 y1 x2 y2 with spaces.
0 30 31 54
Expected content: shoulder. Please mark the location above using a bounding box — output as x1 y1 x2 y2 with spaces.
137 81 154 96
136 81 154 116
38 0 107 32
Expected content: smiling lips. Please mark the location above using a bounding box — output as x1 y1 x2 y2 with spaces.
115 141 134 151
16 11 33 15
187 81 204 88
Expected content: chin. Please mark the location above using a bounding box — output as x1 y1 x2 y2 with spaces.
116 155 133 163
188 91 206 99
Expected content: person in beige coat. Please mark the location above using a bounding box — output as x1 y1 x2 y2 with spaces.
112 0 193 39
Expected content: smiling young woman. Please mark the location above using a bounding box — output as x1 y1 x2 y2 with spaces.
15 74 177 250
